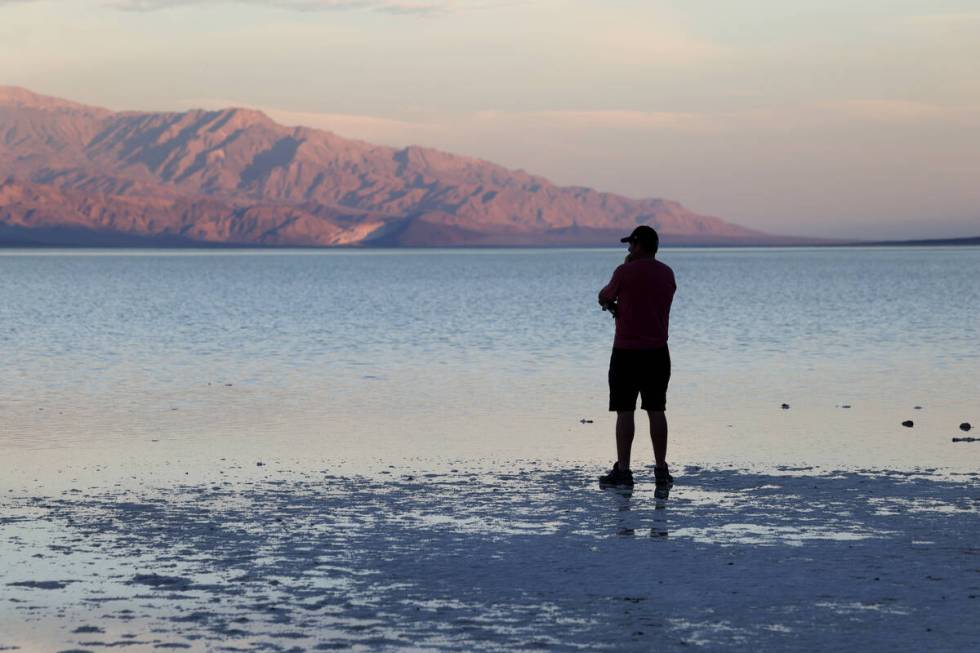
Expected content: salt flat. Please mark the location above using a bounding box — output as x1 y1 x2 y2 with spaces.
2 462 977 652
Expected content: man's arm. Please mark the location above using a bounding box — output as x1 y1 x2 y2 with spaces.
598 265 623 305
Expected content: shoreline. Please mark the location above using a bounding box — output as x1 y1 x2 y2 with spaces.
1 243 979 260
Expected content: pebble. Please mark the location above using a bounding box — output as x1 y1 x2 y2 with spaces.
952 437 978 443
580 419 594 424
902 420 914 428
959 422 972 432
781 403 790 410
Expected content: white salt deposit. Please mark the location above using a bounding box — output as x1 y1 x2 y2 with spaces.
1 462 978 651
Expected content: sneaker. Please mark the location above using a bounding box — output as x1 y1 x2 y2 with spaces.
599 462 634 488
654 464 674 487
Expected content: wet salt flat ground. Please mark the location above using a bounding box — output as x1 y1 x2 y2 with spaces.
2 462 978 652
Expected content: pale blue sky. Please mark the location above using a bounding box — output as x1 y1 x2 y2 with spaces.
2 0 978 238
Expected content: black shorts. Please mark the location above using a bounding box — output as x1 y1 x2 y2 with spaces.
608 346 671 412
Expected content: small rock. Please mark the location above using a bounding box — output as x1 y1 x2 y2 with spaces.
72 625 104 634
952 437 978 443
131 574 192 591
6 580 75 590
781 403 790 410
959 422 972 432
902 420 914 428
580 418 594 424
914 406 923 410
256 462 265 467
841 405 851 409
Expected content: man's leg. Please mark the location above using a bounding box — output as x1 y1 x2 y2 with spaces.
616 411 636 470
647 410 668 468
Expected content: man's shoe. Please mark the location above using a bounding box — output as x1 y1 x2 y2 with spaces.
599 462 634 488
654 464 674 487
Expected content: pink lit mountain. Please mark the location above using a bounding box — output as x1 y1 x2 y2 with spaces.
1 86 781 247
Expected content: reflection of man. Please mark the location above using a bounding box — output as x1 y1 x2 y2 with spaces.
597 226 676 488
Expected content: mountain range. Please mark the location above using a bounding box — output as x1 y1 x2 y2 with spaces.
0 86 788 247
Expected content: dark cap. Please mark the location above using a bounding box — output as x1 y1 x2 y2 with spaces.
620 225 659 250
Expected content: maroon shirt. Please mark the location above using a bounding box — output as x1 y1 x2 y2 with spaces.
598 258 676 350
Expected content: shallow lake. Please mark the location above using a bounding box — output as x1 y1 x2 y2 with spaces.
1 246 978 482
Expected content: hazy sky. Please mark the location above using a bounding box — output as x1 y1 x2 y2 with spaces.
2 0 978 238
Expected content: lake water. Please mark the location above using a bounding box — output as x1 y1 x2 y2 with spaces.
2 247 979 652
1 246 978 482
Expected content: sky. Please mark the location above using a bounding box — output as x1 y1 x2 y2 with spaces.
1 0 978 239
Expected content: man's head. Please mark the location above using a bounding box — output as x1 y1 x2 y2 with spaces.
620 225 659 257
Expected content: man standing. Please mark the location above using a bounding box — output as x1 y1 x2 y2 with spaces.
597 225 676 488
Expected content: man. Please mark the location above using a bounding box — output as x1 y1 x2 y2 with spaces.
597 225 676 488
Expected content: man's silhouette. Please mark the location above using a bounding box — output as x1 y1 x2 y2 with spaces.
597 226 676 488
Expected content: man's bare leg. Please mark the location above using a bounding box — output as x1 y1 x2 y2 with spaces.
647 410 668 468
616 411 635 470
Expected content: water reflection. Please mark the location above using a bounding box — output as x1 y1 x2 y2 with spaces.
610 488 635 537
651 486 670 538
607 481 671 538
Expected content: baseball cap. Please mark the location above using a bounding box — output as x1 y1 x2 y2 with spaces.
620 225 659 249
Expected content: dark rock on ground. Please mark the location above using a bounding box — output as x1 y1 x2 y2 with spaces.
959 422 972 432
7 579 76 590
902 420 914 428
130 574 193 591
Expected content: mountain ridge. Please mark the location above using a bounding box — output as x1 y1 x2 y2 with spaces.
0 86 791 247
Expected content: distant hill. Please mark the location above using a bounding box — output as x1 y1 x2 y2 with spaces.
0 86 803 247
857 236 980 247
